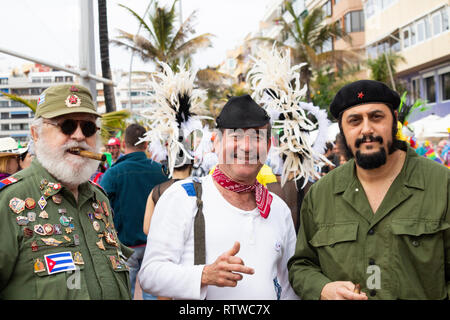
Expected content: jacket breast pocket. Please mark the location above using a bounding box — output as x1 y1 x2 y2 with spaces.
309 222 359 276
32 254 90 300
390 219 450 299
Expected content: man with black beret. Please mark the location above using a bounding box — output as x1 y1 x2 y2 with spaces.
139 94 299 299
288 80 450 299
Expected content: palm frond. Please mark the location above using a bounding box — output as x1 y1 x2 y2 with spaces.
0 91 36 112
172 33 213 58
168 10 198 53
118 3 157 44
151 2 177 53
100 110 131 141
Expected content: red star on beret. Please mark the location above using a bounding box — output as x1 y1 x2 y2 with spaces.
357 92 364 99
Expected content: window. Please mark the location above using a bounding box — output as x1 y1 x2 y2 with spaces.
391 31 400 52
334 0 341 5
367 45 378 59
411 78 420 101
0 78 8 85
417 20 425 42
364 0 376 19
10 112 29 119
43 77 51 83
30 88 42 95
432 11 442 36
345 10 364 33
32 78 41 83
441 72 450 101
65 76 73 82
425 76 436 103
443 7 449 31
320 37 333 53
55 76 64 83
0 101 8 107
10 123 29 131
10 101 24 108
403 27 410 48
1 124 9 131
1 112 9 119
323 0 332 17
410 24 416 46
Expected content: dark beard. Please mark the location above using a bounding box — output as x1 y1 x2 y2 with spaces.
346 134 396 169
355 147 387 169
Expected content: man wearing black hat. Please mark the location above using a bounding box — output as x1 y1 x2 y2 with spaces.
139 95 299 300
287 80 450 300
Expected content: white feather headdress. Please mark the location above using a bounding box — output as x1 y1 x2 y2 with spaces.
247 46 332 187
137 62 211 178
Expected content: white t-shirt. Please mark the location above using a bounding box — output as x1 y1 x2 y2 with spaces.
139 175 299 300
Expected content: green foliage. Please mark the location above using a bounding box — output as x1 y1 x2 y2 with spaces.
397 91 429 125
114 1 213 71
311 65 361 119
366 51 405 88
252 2 355 101
0 91 37 112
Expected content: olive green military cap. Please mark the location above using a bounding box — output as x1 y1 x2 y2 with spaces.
35 84 101 119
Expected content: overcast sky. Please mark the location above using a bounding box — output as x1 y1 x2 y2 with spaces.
0 0 275 75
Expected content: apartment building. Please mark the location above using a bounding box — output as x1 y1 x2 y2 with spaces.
364 0 450 120
0 68 75 142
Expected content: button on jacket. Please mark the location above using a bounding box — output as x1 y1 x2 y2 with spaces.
288 147 450 300
0 160 133 300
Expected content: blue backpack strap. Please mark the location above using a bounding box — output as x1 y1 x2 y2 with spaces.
181 182 196 197
180 178 205 265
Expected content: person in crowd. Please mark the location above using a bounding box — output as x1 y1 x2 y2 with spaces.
288 80 449 300
105 137 122 164
320 142 336 176
0 152 19 179
19 140 34 170
0 137 27 177
436 138 449 166
139 94 299 300
0 84 133 299
143 162 192 236
100 123 167 300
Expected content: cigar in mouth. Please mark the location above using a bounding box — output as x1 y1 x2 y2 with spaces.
68 147 106 161
353 283 361 294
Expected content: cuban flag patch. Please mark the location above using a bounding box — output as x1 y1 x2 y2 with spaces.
37 93 46 106
44 252 76 275
0 176 18 190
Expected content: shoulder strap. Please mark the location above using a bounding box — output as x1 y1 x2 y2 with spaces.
192 181 205 265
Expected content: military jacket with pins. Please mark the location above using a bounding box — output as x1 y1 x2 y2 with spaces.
0 160 134 300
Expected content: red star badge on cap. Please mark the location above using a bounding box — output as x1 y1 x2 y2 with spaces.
357 92 364 99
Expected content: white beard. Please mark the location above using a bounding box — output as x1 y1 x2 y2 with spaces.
35 135 101 187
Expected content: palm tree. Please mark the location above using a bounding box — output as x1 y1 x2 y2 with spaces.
112 0 213 72
366 51 405 90
98 0 117 113
253 1 356 101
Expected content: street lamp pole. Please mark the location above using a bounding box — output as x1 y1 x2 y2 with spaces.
79 0 97 102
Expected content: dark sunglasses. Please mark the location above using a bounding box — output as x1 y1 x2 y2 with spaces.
44 119 99 138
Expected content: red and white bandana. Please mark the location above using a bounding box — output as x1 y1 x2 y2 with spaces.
212 166 273 219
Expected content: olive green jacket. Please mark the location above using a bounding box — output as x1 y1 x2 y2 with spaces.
0 160 134 300
288 147 450 300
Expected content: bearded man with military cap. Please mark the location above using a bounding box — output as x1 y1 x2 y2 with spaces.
288 80 450 300
0 84 133 299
